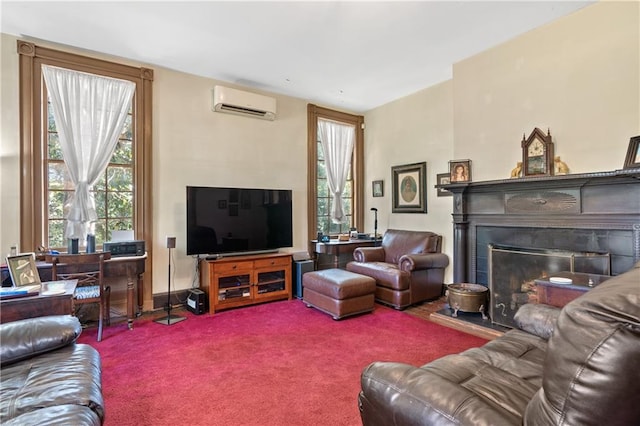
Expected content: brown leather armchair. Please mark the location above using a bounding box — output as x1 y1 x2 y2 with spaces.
346 229 449 309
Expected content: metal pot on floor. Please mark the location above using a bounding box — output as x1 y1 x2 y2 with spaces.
446 283 488 319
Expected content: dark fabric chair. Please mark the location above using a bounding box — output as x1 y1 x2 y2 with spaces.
346 229 449 309
47 253 111 342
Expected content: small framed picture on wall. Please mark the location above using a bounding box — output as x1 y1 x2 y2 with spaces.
372 180 384 197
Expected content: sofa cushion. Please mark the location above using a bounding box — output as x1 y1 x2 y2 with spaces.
525 265 640 426
0 315 82 366
303 269 376 299
360 329 548 425
514 303 561 340
2 405 101 426
0 343 104 424
346 261 410 291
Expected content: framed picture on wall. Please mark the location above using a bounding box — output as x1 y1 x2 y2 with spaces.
623 135 640 169
449 159 472 183
391 162 427 213
372 180 384 197
436 173 453 197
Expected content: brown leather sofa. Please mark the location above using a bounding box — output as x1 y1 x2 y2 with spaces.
346 229 449 309
359 261 640 425
0 315 104 425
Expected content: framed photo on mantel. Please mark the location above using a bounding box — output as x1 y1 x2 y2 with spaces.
449 159 472 183
436 173 453 197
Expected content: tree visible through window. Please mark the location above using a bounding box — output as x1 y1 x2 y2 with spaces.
316 138 353 235
46 99 134 248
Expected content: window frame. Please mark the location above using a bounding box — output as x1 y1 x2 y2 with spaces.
17 40 153 253
307 104 364 241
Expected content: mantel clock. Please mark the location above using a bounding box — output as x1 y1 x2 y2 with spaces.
522 127 554 176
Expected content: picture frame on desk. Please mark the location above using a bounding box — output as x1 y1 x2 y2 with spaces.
6 253 41 287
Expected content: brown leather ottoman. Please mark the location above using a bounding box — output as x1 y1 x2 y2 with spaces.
303 269 376 320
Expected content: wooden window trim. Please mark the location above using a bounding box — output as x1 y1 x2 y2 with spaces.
17 40 153 254
307 104 364 241
18 40 154 309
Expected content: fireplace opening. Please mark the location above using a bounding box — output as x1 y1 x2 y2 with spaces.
488 244 610 328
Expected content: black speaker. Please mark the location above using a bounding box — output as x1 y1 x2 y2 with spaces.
166 236 176 249
293 260 314 299
186 289 207 314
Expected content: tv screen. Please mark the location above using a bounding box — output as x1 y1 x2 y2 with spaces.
186 186 293 256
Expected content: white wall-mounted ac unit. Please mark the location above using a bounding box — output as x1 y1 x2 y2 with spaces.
212 85 276 120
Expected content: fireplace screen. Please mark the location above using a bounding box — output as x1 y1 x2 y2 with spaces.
488 245 610 328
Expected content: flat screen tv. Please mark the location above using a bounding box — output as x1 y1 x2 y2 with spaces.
186 186 293 257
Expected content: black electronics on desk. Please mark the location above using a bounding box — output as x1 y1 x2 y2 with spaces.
103 240 145 257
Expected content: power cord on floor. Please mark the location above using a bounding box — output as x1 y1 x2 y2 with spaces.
191 255 200 289
169 255 201 307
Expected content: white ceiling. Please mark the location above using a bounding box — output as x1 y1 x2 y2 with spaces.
1 1 594 112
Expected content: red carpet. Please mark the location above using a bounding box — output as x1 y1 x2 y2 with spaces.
78 299 487 426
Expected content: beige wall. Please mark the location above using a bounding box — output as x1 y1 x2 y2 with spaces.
0 33 312 294
364 1 639 283
0 35 21 260
363 80 454 251
2 1 638 291
453 1 639 180
152 69 310 293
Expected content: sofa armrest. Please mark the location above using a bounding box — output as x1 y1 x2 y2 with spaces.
399 253 449 272
353 247 385 262
0 315 82 366
513 303 560 340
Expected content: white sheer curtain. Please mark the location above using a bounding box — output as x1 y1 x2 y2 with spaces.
318 119 355 223
42 65 135 240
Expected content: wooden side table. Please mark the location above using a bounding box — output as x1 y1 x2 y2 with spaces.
535 272 611 308
0 280 78 323
311 239 376 269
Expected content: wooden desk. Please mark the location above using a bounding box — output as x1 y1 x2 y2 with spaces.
535 272 611 308
0 280 77 323
102 254 147 329
312 239 376 269
1 254 146 329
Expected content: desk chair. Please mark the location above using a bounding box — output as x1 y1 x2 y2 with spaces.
47 252 111 342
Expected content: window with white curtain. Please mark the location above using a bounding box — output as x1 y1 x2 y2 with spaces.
16 40 153 252
316 123 354 235
307 104 364 239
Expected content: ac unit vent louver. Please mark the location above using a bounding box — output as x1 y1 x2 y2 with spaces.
212 85 276 121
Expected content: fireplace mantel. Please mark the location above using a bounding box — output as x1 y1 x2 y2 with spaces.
441 168 640 284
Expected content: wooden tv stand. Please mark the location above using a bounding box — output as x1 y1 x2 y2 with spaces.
199 252 292 314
